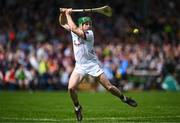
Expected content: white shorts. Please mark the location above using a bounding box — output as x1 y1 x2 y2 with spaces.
74 62 104 77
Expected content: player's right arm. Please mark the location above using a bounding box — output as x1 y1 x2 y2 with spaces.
59 8 70 31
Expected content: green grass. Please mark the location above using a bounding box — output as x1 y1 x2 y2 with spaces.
0 91 180 123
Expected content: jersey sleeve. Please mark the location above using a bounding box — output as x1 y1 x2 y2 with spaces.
84 30 94 41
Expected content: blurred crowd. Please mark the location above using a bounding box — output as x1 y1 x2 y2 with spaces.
0 0 179 91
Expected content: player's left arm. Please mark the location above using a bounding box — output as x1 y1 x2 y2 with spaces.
65 8 86 39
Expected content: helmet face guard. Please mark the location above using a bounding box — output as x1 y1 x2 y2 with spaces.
78 17 92 26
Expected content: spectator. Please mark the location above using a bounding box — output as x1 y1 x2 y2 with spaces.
0 0 179 91
4 67 17 90
15 65 29 90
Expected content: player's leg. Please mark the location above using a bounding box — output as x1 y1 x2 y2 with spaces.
96 73 137 107
68 69 84 121
68 70 84 107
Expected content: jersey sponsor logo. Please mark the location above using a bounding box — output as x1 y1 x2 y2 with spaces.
74 40 81 45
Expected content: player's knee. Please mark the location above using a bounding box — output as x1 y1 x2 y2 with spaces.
68 86 76 92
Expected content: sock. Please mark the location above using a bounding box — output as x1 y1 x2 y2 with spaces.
74 102 79 107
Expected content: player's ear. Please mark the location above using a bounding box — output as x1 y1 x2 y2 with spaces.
79 24 83 29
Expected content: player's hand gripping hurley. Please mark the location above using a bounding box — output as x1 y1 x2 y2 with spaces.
60 6 112 17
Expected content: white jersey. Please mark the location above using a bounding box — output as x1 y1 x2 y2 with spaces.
71 30 98 65
71 30 103 77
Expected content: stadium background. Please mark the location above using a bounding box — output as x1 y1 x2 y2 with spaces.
0 0 179 91
0 0 180 122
